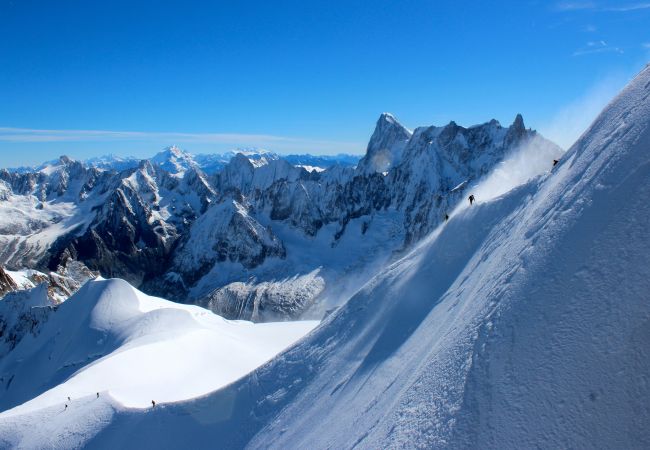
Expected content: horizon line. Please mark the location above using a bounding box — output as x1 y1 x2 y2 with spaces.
0 126 365 154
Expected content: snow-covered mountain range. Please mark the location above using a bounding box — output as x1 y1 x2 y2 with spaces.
0 114 561 321
9 148 360 176
1 63 649 449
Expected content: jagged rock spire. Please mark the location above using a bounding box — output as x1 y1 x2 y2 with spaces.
357 113 412 174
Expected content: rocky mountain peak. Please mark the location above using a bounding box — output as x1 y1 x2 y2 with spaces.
58 155 74 165
357 112 412 174
151 146 197 175
0 265 18 298
505 113 529 147
512 113 525 131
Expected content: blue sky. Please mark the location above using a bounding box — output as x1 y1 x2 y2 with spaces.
1 0 649 167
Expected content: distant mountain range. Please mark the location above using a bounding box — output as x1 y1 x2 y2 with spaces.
8 149 362 175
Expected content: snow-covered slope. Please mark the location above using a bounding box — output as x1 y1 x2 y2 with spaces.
0 278 317 428
2 64 647 448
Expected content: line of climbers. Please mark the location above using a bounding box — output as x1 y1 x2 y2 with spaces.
62 393 157 411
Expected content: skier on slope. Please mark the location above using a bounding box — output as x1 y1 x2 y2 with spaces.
468 194 475 205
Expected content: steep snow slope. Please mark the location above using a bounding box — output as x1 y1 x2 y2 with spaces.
0 279 317 423
246 64 650 448
1 65 646 448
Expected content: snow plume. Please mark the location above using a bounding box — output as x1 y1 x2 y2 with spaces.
540 73 628 149
467 135 564 204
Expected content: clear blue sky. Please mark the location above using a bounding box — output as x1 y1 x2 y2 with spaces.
1 0 649 167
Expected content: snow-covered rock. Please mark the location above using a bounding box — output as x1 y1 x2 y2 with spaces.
84 154 141 172
150 145 198 176
170 199 286 290
0 266 17 298
204 270 325 322
0 284 54 359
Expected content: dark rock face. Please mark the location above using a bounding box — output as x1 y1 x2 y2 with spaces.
56 185 174 286
45 161 217 288
0 266 18 298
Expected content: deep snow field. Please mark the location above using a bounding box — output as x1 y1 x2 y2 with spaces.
0 278 317 418
1 64 650 449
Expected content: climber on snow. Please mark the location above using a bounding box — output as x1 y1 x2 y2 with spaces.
468 194 475 205
553 159 559 167
152 400 156 408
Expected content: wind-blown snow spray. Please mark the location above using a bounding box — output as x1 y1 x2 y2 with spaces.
456 135 564 211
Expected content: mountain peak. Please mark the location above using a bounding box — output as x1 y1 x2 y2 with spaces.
376 112 408 131
166 145 184 157
511 113 525 131
151 146 197 175
156 145 189 159
357 113 412 173
378 112 399 124
58 155 73 165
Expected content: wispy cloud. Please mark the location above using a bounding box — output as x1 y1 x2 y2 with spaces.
555 1 650 11
602 2 650 11
555 1 597 11
572 40 623 56
642 42 650 48
0 127 364 153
